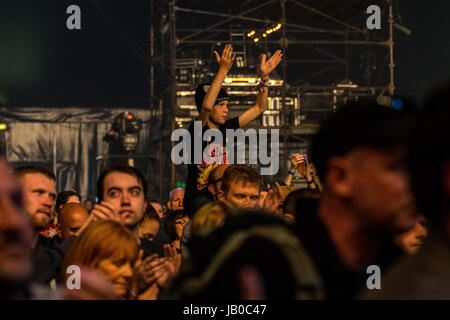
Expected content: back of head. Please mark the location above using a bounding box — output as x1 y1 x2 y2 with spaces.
56 190 80 214
195 83 230 113
59 203 88 222
62 220 137 272
191 201 229 235
311 100 410 182
283 188 321 216
221 165 262 194
97 165 148 201
408 81 450 227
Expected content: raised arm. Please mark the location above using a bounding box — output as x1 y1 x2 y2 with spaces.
238 50 283 128
198 44 236 127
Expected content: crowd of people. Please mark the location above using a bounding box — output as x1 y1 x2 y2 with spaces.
0 45 449 300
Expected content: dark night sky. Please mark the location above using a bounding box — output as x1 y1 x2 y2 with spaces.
0 0 449 107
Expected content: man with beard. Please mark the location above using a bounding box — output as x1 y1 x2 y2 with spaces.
14 166 78 284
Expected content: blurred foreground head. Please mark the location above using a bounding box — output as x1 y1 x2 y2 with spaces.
0 159 33 288
311 100 417 233
407 82 450 238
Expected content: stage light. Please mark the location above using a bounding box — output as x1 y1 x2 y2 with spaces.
247 30 255 37
0 124 7 131
262 33 267 38
392 98 404 110
254 37 260 43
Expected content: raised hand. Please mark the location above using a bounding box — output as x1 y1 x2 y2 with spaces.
213 44 236 72
263 182 282 214
90 201 120 223
260 50 283 78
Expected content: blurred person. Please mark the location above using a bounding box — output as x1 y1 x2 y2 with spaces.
184 44 282 218
83 199 93 212
148 198 164 219
164 210 189 252
393 214 427 254
165 207 323 300
361 82 450 299
62 220 138 299
56 203 89 241
167 187 185 211
56 190 81 215
191 201 229 235
282 189 321 224
0 160 34 299
295 100 417 299
138 204 160 242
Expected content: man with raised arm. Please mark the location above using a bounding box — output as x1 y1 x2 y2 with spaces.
183 44 282 217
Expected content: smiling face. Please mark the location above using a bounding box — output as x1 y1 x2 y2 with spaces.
21 173 57 230
209 100 229 125
102 172 147 229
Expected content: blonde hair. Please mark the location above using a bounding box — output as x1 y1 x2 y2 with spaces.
191 201 229 235
62 220 138 274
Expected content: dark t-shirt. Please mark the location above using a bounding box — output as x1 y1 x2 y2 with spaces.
183 117 240 217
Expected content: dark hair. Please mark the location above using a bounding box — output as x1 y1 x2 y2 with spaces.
56 190 81 214
407 82 450 226
195 83 230 113
142 202 160 222
221 165 262 194
164 210 188 241
14 165 56 181
311 100 411 181
97 165 148 201
283 188 321 216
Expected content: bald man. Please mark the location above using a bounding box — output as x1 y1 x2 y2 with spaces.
56 203 89 240
167 187 185 211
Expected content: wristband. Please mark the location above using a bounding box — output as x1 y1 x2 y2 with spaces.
288 169 296 176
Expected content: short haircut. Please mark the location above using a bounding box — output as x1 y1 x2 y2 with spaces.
195 83 230 113
311 100 411 181
97 165 148 201
221 165 262 194
164 210 189 241
407 82 450 225
56 190 81 214
142 202 160 222
191 201 229 235
283 188 321 216
14 165 56 181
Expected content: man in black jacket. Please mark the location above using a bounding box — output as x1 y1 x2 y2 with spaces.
296 100 418 299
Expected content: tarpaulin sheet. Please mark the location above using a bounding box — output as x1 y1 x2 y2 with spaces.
0 107 154 201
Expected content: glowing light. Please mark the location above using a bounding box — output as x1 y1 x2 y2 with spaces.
392 98 404 110
254 37 260 43
127 114 133 120
247 30 255 37
262 33 267 38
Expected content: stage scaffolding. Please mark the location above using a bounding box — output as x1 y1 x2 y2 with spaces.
148 0 403 198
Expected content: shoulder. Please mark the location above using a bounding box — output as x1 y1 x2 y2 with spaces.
223 117 240 129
